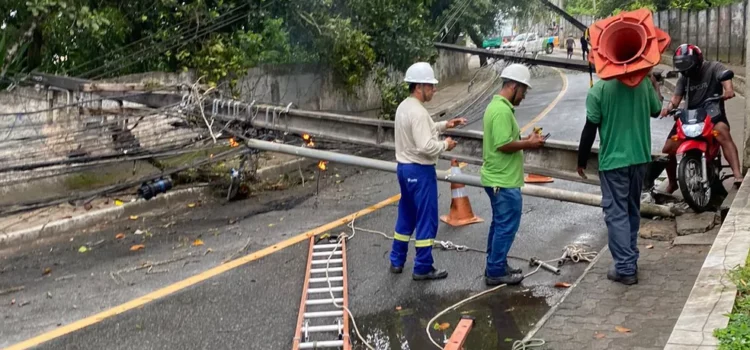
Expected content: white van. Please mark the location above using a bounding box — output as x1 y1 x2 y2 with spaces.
498 33 543 55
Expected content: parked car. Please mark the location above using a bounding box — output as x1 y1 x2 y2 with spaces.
499 33 543 55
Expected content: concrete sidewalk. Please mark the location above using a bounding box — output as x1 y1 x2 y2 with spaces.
518 67 747 349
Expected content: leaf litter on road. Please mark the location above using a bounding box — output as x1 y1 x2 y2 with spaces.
615 326 631 333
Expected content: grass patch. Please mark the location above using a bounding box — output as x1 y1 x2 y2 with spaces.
64 171 122 191
714 254 750 349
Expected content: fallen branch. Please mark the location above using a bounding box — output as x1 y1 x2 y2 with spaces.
0 285 24 296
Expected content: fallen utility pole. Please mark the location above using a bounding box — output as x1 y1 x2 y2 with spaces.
234 135 677 217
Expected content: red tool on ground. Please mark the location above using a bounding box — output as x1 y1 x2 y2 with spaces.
443 316 476 350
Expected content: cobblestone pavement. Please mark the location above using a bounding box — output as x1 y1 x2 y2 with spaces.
533 239 709 350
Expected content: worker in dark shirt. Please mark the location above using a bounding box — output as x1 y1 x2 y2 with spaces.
580 35 589 61
660 44 742 191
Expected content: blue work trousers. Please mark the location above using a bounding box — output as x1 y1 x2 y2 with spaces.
390 163 438 275
600 164 647 276
484 187 523 277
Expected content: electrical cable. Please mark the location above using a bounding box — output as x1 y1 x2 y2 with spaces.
0 147 246 216
0 92 153 117
84 11 249 80
66 3 248 76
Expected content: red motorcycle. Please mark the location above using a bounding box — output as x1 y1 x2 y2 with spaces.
667 70 734 212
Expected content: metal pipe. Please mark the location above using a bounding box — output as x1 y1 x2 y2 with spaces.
241 138 677 217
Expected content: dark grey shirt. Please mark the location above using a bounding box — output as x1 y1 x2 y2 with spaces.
674 61 727 112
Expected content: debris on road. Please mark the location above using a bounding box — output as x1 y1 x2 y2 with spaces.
134 229 145 235
192 239 204 247
0 286 25 296
43 267 52 276
615 326 632 333
115 233 126 240
554 282 571 288
130 244 146 251
594 332 606 339
18 300 30 307
129 215 139 220
54 274 76 282
646 244 654 249
47 291 53 299
78 246 89 253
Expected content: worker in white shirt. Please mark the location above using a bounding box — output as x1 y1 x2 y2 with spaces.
389 62 467 281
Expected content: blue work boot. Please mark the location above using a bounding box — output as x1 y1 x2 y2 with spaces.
412 267 448 281
607 265 638 285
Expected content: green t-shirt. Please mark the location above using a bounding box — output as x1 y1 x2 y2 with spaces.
480 95 524 188
586 78 662 171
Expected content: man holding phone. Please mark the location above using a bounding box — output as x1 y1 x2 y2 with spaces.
389 62 467 281
481 64 544 286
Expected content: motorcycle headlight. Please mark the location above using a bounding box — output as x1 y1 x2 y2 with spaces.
682 122 705 138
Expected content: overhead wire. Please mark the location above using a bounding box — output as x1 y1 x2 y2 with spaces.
66 4 249 76
83 10 249 80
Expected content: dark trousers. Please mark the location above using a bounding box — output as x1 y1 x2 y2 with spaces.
599 164 647 276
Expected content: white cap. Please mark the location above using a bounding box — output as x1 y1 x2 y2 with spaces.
404 62 439 84
500 64 532 89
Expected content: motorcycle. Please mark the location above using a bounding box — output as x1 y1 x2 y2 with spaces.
666 69 734 213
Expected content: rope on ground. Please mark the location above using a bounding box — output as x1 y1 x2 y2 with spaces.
342 217 598 349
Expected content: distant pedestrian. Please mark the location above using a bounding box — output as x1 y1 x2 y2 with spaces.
576 73 663 285
580 35 589 61
480 64 544 286
390 62 467 281
566 35 575 59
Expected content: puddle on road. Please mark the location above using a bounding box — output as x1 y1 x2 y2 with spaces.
352 289 548 349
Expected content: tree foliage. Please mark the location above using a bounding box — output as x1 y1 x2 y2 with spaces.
0 0 517 96
566 0 739 18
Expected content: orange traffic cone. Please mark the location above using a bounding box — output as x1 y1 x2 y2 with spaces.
440 159 483 227
524 174 554 184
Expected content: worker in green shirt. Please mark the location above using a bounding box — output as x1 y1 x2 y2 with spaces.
480 64 545 286
577 73 662 285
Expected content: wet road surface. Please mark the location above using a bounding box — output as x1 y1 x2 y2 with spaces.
0 67 677 349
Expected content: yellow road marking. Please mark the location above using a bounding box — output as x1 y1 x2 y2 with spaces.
4 194 402 350
520 68 569 134
5 74 574 348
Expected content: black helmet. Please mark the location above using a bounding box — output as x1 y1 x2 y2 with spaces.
673 44 704 74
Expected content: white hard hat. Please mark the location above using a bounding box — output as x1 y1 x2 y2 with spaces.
404 62 439 84
500 64 532 89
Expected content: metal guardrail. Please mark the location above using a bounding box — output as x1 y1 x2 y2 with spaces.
28 73 667 186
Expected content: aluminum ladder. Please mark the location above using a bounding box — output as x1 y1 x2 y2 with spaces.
292 235 351 350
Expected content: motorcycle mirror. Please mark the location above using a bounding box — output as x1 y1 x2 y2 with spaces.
718 70 734 81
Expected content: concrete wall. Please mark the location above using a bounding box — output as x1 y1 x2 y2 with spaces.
234 47 470 116
653 5 746 66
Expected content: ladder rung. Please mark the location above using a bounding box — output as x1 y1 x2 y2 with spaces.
312 259 342 265
308 286 344 294
303 324 342 333
306 298 344 305
310 267 343 274
299 340 344 349
310 276 344 283
304 310 344 318
312 251 342 257
313 244 341 250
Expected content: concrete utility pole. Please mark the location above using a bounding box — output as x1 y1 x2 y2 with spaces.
745 4 750 174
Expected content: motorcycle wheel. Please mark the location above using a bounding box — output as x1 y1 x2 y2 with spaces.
678 152 712 213
545 44 553 54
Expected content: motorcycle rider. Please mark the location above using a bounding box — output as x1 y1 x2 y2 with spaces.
660 44 742 191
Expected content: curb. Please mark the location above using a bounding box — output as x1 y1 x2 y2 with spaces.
665 172 750 349
0 157 320 248
0 187 209 248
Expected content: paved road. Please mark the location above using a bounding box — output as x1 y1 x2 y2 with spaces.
0 66 676 350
